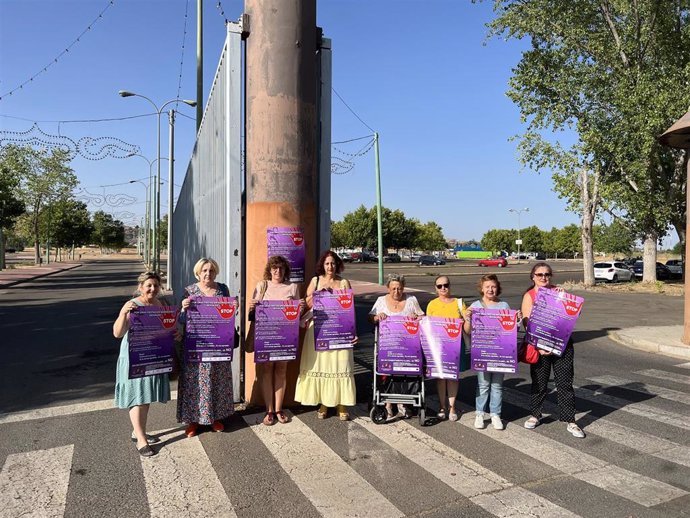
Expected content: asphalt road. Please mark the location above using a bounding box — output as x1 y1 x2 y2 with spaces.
1 259 689 517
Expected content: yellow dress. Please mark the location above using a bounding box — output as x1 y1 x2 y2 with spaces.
294 278 356 407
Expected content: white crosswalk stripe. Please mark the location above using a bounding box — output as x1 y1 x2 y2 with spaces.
141 428 238 518
674 362 690 369
353 411 581 517
573 384 690 431
244 410 403 518
455 403 687 507
0 444 74 518
587 374 690 406
502 387 690 469
634 368 690 386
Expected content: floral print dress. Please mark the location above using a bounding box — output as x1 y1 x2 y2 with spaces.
176 282 235 425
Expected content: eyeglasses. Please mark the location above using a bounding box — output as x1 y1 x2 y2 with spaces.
436 283 450 289
534 273 552 278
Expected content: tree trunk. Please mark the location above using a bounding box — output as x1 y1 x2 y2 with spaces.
642 232 658 283
580 167 599 286
0 227 5 270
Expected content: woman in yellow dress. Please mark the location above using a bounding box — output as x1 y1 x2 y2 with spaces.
295 251 357 421
425 275 466 422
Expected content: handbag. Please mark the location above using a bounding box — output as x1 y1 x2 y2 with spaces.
519 342 539 364
244 280 268 353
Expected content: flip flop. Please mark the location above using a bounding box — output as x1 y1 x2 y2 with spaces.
263 412 276 426
276 410 290 424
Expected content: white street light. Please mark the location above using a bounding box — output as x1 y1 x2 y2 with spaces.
508 207 529 264
119 91 196 279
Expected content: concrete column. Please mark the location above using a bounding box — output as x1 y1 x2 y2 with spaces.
244 0 318 403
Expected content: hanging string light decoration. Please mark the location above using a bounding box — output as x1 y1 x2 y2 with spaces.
330 135 375 176
104 193 137 207
0 123 139 160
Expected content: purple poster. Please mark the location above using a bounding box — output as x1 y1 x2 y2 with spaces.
470 308 518 373
420 317 463 380
267 226 305 283
184 296 237 362
525 288 584 356
377 316 422 375
128 305 177 379
313 289 356 350
254 300 300 363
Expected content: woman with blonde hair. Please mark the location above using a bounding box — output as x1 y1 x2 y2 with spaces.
178 258 237 437
113 271 170 457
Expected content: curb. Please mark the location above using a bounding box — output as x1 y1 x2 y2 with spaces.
0 263 83 288
607 330 690 360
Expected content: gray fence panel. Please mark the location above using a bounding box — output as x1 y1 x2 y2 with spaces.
172 22 243 402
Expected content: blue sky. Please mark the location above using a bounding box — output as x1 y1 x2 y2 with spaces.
0 0 585 243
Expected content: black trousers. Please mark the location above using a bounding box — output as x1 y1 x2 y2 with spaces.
529 344 576 423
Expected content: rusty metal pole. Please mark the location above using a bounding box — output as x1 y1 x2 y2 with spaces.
244 0 318 403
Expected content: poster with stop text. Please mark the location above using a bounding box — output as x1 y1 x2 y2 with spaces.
184 296 237 362
267 226 305 282
420 316 464 379
525 288 584 356
470 308 518 373
254 300 300 362
128 305 177 378
313 289 356 350
377 316 422 375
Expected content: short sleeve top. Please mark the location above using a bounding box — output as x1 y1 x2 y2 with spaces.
426 297 465 318
469 300 511 311
369 295 424 318
253 280 300 301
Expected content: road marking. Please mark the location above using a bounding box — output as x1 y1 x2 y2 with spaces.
141 428 237 518
636 368 690 386
574 385 690 431
456 404 686 507
0 444 74 518
674 362 690 370
0 391 178 424
244 411 402 518
502 388 690 469
587 375 690 406
353 412 581 517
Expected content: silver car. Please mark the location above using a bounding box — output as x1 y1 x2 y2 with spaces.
666 259 683 277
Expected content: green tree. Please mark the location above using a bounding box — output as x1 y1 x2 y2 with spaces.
0 147 26 268
483 0 690 283
92 211 126 252
158 214 168 249
51 200 94 251
481 229 515 254
415 221 447 251
330 220 347 249
341 205 376 250
520 225 545 254
593 220 636 256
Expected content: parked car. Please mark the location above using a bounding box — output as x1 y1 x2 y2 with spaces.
384 253 401 263
409 253 421 262
339 252 353 263
593 261 634 282
478 257 508 268
632 261 673 280
665 259 683 277
418 255 445 266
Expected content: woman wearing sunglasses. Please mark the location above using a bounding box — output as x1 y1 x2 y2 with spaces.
425 276 465 421
521 262 585 438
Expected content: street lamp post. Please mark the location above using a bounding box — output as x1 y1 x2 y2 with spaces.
508 207 529 264
119 90 196 277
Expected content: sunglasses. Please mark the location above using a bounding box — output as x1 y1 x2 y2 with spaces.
435 283 450 289
534 273 552 278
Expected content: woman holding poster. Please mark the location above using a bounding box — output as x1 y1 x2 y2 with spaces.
295 251 357 421
113 271 171 458
463 274 519 431
249 255 301 426
521 263 585 438
178 258 236 438
425 276 466 422
368 273 424 419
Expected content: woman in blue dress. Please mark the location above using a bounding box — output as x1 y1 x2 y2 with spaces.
113 271 171 457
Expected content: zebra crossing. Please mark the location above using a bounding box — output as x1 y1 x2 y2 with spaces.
2 364 690 517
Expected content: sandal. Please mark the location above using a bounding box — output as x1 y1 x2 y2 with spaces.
262 412 276 426
448 410 459 422
337 405 350 421
317 405 328 419
276 410 290 424
185 423 199 437
437 408 447 420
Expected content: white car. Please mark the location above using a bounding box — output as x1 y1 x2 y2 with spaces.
593 261 634 282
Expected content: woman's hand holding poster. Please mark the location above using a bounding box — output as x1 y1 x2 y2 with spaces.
184 296 237 362
128 306 177 378
254 300 300 362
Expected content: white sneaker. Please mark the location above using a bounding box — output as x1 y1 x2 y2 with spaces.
491 415 504 430
524 416 540 429
474 414 486 429
567 423 585 438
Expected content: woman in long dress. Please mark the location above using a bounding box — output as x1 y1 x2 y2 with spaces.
295 251 357 421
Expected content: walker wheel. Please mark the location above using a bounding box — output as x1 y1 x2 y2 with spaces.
370 405 387 425
419 408 428 426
